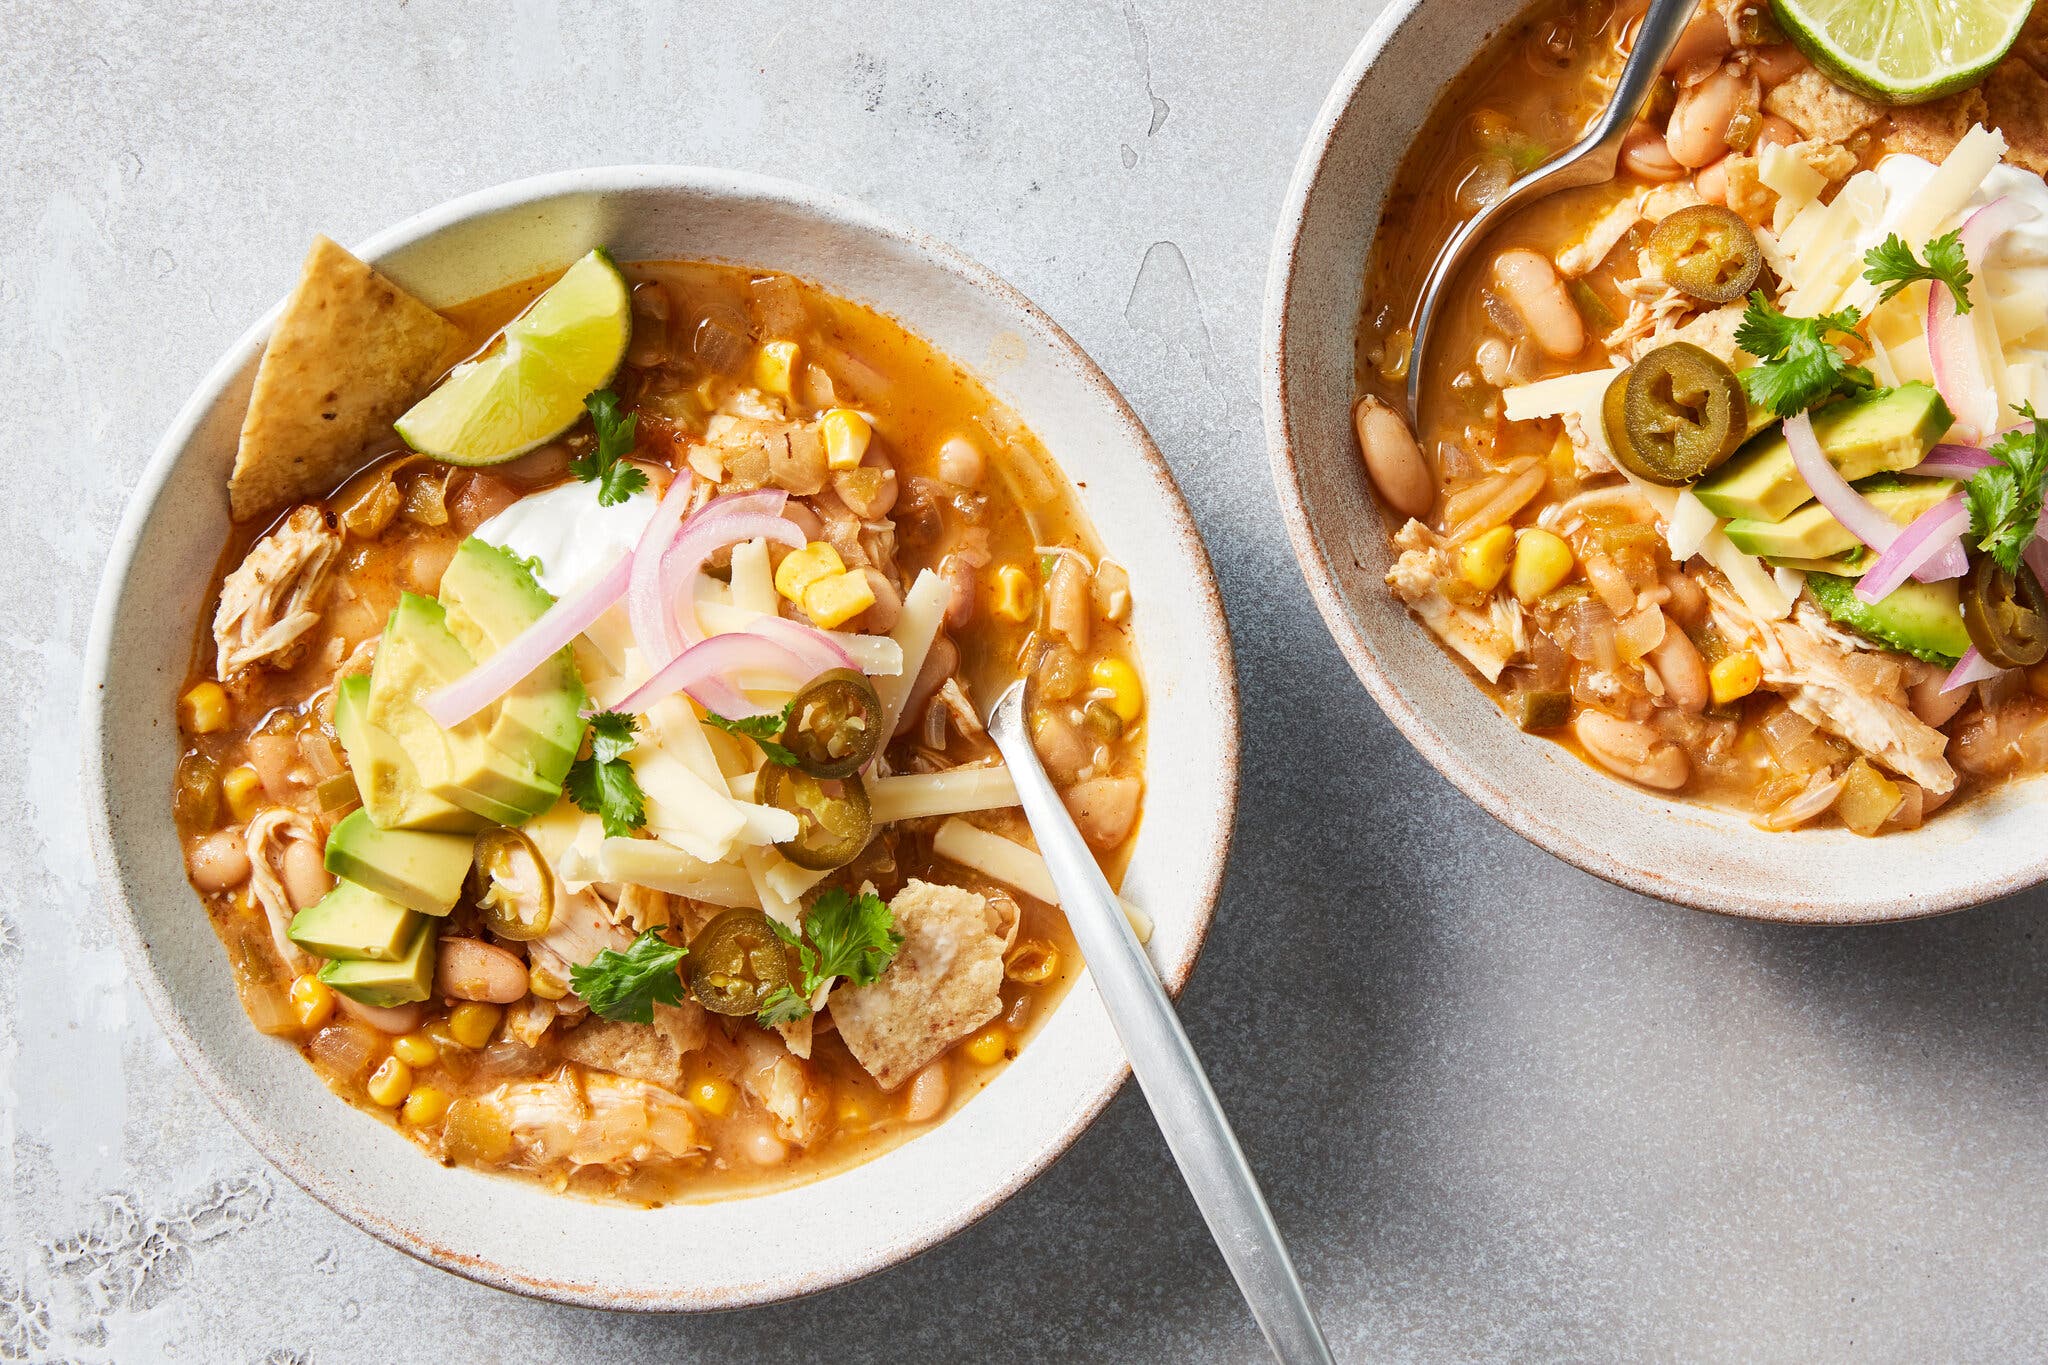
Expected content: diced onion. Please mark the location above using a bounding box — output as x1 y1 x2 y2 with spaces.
423 550 632 729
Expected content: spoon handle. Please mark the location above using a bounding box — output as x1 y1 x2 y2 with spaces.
987 683 1334 1365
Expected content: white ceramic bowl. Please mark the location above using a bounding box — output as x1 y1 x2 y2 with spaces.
1262 1 2046 923
82 168 1237 1308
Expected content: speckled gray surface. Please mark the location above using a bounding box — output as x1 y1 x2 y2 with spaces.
5 1 2047 1360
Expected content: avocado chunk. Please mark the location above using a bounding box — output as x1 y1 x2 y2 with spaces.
322 808 474 916
1724 476 1956 560
437 538 586 785
1693 384 1954 522
318 917 438 1007
1806 572 1972 664
331 675 484 834
1765 548 1872 577
289 881 423 962
368 593 561 825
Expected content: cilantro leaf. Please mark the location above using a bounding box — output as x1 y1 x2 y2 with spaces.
754 984 811 1027
569 929 688 1023
565 710 646 837
704 702 799 766
1966 405 2048 576
1862 230 1973 313
750 889 902 1026
569 390 650 507
1733 291 1873 418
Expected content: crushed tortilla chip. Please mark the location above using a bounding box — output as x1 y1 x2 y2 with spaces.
229 236 463 522
830 880 1006 1091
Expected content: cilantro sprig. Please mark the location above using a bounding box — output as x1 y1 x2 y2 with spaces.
570 390 650 507
1863 230 1973 314
705 702 800 767
570 929 688 1023
754 888 903 1026
1965 405 2048 576
565 710 647 837
1733 291 1873 417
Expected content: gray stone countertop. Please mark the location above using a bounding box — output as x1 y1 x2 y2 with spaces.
4 0 2044 1359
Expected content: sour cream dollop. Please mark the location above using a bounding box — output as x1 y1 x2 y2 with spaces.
474 479 656 600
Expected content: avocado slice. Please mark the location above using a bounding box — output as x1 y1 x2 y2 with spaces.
1693 384 1954 523
323 809 474 917
1766 548 1873 577
318 917 438 1007
331 675 485 834
369 594 561 825
1724 476 1956 560
1806 572 1973 664
289 881 423 962
436 538 586 785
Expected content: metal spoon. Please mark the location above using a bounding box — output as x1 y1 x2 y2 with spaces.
1406 0 1700 422
986 682 1334 1365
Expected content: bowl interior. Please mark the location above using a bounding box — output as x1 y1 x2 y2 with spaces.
1263 0 2046 922
84 168 1236 1308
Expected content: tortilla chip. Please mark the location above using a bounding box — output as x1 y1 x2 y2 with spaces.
229 236 463 522
1984 60 2048 177
1763 69 1883 145
555 1003 708 1094
830 880 1006 1091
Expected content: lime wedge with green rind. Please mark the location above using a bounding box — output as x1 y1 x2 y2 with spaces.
395 248 630 466
1770 0 2032 104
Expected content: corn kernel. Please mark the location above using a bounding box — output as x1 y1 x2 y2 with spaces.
366 1056 413 1108
992 564 1035 622
1004 938 1059 984
819 408 872 471
528 962 568 1000
288 973 334 1030
690 1076 736 1117
774 541 845 604
179 681 229 735
754 340 799 397
1457 525 1515 593
447 1001 503 1050
1710 651 1763 706
964 1027 1009 1067
222 765 264 822
836 1093 870 1125
401 1084 452 1127
1090 656 1144 724
392 1031 440 1067
1509 527 1575 604
804 570 877 629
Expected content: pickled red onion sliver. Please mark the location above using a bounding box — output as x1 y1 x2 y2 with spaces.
1911 443 1994 480
743 613 856 672
627 470 696 669
662 511 804 645
1784 411 1906 554
423 551 633 730
614 629 816 718
1942 647 2004 694
1855 494 1969 603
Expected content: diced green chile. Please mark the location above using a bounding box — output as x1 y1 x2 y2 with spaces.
468 826 555 940
783 668 883 779
687 907 794 1016
760 765 873 870
1518 690 1572 732
1961 555 2048 669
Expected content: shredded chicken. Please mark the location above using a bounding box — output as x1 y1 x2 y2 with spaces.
212 505 341 680
738 1028 829 1146
536 882 635 969
1386 520 1525 683
245 808 321 974
475 1069 704 1169
1708 586 1956 794
1556 192 1642 278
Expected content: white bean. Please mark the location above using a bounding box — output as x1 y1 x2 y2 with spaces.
1666 64 1753 169
903 1061 950 1122
1648 613 1710 713
936 436 984 489
281 837 333 911
335 995 425 1035
1353 395 1433 520
1621 123 1685 182
1663 11 1732 77
1574 710 1690 790
188 830 251 893
435 937 529 1004
1492 249 1585 359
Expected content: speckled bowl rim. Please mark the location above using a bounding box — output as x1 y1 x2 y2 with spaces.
81 166 1238 1308
1260 3 2042 924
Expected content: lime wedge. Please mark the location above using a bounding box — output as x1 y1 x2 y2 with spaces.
1770 0 2033 104
395 248 630 466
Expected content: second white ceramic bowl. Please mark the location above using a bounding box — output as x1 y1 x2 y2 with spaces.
1262 0 2046 922
83 167 1238 1307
